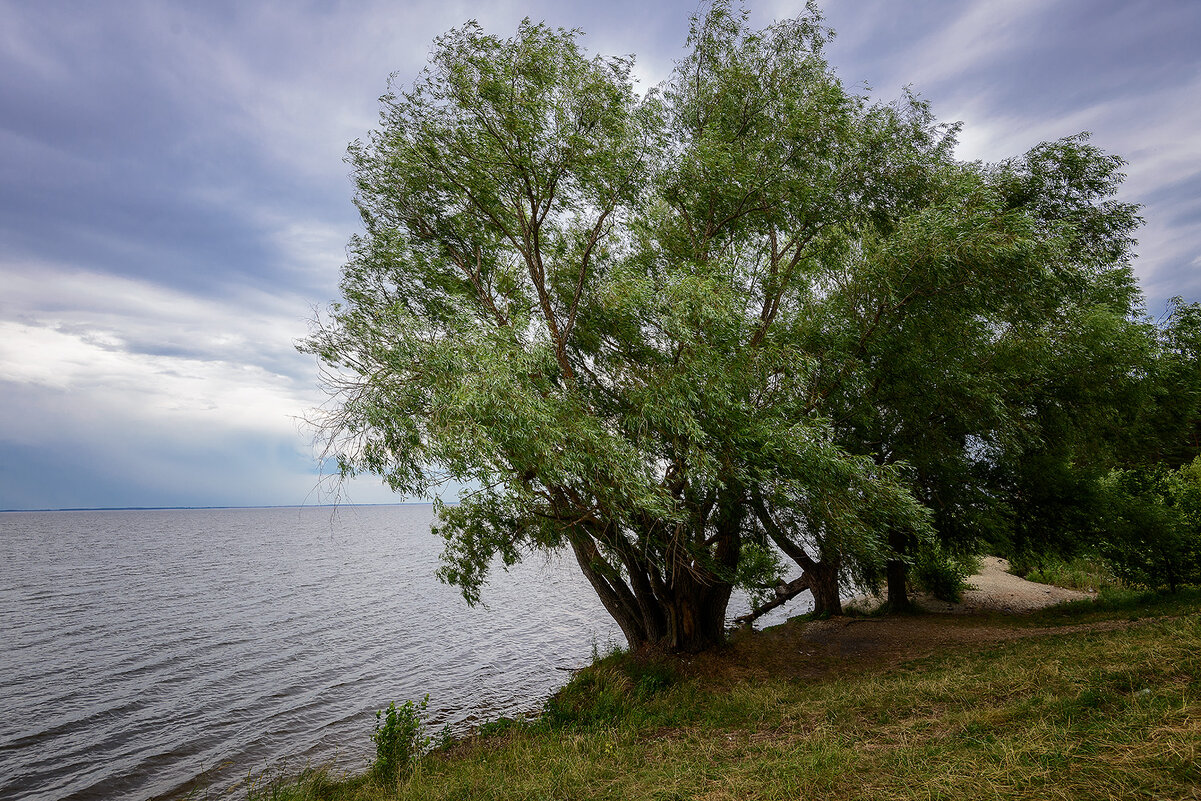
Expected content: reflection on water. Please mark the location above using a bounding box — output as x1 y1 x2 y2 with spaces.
0 504 804 800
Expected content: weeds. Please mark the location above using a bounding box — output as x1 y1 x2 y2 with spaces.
1009 553 1121 592
371 696 432 782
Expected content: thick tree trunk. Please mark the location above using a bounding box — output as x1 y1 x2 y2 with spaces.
567 492 743 654
659 486 742 652
886 559 909 609
806 559 842 616
571 536 733 653
663 580 732 652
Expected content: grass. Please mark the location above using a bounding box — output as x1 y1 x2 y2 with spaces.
1008 554 1121 593
240 586 1201 801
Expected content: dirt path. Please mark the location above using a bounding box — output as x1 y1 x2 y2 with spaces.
684 558 1110 683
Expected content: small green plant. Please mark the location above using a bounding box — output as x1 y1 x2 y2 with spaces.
476 715 529 738
371 696 432 783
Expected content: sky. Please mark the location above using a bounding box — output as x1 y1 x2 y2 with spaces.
1 0 1198 511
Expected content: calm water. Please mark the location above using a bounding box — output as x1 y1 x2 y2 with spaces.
0 504 802 800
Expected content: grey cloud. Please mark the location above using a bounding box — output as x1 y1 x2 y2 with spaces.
1140 170 1201 230
924 1 1201 114
1 0 1198 509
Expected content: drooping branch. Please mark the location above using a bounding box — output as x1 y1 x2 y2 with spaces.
748 489 817 572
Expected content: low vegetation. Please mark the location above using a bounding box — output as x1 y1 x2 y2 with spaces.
1008 554 1120 593
242 586 1201 801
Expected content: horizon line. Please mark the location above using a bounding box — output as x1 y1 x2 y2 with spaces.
0 502 436 513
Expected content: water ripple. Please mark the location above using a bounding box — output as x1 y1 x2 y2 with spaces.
0 506 627 800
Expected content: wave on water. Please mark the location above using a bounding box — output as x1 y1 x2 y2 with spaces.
0 504 804 800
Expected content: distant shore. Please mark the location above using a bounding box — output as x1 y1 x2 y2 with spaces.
0 501 434 513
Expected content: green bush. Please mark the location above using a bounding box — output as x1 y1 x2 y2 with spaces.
1096 458 1201 592
910 544 973 602
1008 553 1119 591
371 696 432 782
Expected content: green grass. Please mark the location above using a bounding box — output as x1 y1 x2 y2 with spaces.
1008 554 1121 593
239 589 1201 801
1029 585 1201 626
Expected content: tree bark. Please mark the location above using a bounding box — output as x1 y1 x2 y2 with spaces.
732 574 811 626
661 578 732 652
570 539 648 647
570 526 734 653
886 528 911 611
806 559 843 616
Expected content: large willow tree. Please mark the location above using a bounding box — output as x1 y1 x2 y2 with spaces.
304 3 1143 651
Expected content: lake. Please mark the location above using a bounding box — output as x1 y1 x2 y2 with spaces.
0 504 804 800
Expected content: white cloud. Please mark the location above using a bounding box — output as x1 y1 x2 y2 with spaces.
894 0 1043 89
0 321 305 428
0 263 319 437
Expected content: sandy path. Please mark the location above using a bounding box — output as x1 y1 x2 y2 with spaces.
914 556 1095 614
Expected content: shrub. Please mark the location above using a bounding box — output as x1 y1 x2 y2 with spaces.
911 543 973 602
1096 458 1201 592
371 696 432 782
1009 553 1119 592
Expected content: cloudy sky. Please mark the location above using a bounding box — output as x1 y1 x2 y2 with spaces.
1 0 1198 510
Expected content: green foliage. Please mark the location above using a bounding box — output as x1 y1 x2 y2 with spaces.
733 538 786 609
1129 298 1201 468
1023 584 1201 631
1008 554 1119 592
304 0 1156 650
1095 458 1201 592
371 696 432 782
910 544 973 602
994 299 1201 564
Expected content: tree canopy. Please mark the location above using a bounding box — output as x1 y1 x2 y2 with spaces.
304 3 1157 652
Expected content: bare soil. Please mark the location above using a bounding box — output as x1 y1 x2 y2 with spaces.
679 557 1118 684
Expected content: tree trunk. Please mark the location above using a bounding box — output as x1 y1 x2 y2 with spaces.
663 590 729 652
571 537 733 653
570 539 649 647
567 495 744 654
806 559 842 616
886 529 911 611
